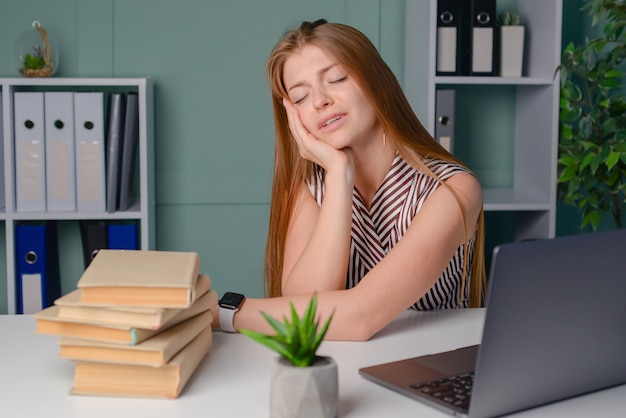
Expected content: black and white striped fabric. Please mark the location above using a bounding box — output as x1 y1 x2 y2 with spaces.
307 155 475 310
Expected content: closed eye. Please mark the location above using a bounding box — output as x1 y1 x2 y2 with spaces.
329 76 347 84
293 94 308 104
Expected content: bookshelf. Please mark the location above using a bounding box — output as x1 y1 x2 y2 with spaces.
0 78 155 314
404 0 562 242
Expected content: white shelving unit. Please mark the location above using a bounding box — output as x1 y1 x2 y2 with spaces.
0 78 155 314
404 0 562 241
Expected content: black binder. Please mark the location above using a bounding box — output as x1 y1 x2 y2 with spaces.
469 0 496 76
436 0 469 76
105 93 126 213
436 0 458 75
118 92 139 211
79 220 108 268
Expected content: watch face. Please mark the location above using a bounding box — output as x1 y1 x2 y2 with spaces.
219 292 245 309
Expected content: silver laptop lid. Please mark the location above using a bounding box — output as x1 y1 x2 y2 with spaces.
470 229 626 417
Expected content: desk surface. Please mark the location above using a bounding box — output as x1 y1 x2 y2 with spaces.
1 309 624 417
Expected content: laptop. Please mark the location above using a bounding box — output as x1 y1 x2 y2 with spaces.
359 229 626 417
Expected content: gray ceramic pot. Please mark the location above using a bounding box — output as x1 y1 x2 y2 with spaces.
270 355 338 418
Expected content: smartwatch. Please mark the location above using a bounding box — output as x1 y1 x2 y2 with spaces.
218 292 246 333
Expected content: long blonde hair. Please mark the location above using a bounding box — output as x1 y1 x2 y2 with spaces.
264 20 486 307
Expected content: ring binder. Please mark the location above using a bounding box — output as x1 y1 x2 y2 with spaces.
74 92 106 212
436 0 469 76
15 221 61 314
14 92 47 212
469 0 496 76
435 89 455 153
106 93 126 213
45 92 76 212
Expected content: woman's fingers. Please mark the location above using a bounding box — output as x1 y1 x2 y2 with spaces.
282 98 352 176
283 98 321 160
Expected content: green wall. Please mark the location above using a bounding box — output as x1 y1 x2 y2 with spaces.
0 0 601 314
0 0 405 313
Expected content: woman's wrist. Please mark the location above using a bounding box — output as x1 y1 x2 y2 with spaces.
210 304 220 328
217 292 246 332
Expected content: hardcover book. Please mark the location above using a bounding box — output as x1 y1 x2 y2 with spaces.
70 326 213 399
34 287 215 345
77 249 203 308
55 279 214 329
58 309 213 366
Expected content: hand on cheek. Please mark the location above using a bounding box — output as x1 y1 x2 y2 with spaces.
282 98 346 171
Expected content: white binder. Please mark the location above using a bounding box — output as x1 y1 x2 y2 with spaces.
74 92 106 212
45 92 76 211
14 92 46 212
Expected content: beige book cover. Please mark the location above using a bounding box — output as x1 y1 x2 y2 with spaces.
77 249 203 308
58 309 212 366
55 277 213 329
70 325 213 399
34 289 217 345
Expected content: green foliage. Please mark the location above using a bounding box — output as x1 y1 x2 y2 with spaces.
23 53 45 70
557 0 626 230
240 294 333 367
498 11 522 26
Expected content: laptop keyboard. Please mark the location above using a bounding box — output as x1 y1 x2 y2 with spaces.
410 372 474 410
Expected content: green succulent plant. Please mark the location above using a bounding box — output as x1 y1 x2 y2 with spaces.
240 294 333 367
23 53 45 70
498 11 522 26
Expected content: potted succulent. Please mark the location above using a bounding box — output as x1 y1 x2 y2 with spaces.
558 0 626 230
498 11 525 77
240 294 337 418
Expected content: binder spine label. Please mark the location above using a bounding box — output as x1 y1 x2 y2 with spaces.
437 27 457 73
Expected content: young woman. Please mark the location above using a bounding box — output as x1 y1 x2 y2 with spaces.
213 20 485 341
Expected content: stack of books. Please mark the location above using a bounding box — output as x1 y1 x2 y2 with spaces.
33 249 217 399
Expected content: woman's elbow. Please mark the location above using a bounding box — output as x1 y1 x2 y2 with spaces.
327 315 382 342
350 326 377 341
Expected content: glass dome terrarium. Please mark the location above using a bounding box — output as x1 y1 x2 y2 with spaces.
14 20 58 77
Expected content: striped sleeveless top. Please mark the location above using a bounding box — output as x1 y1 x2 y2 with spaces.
307 155 475 310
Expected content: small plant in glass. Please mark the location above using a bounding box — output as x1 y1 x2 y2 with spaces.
15 20 58 77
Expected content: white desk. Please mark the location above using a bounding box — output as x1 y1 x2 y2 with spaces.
1 309 624 417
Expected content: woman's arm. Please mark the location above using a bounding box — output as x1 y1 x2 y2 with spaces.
214 172 482 341
280 99 355 295
280 180 352 295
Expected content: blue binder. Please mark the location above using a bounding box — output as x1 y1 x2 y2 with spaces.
107 221 139 250
15 221 61 314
